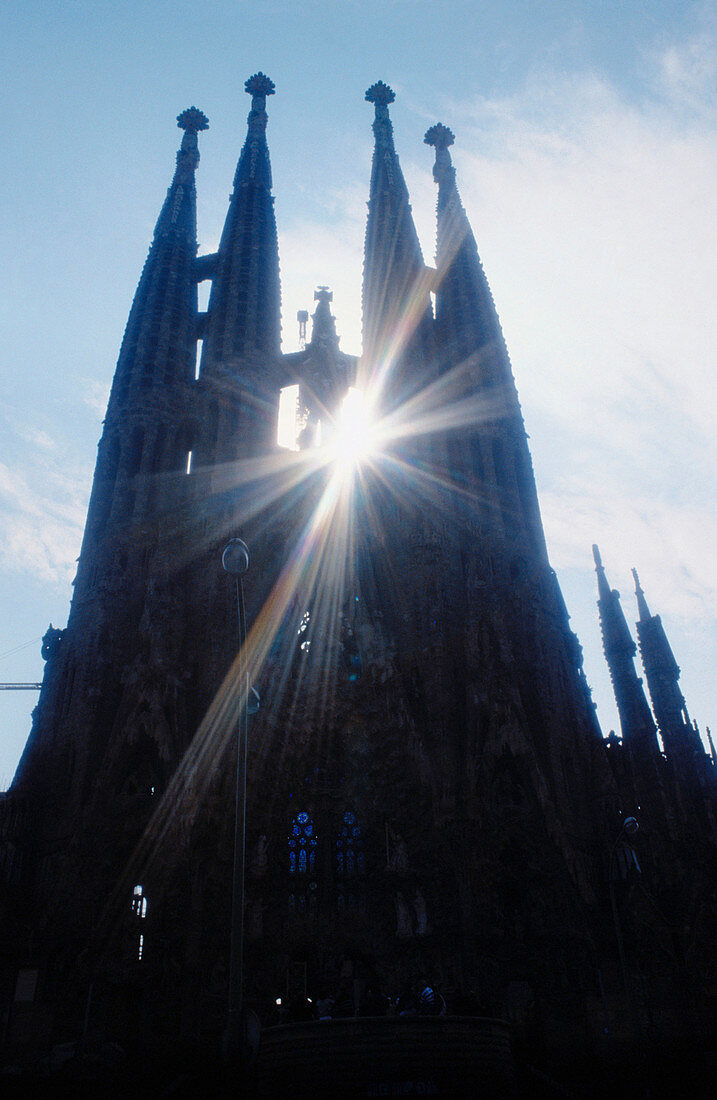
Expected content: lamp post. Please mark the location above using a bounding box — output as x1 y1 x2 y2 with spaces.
222 538 251 1067
608 816 641 1045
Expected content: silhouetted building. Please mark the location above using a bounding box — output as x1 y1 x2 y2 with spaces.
1 76 715 1092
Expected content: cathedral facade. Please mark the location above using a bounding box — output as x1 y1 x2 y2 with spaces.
1 75 715 1089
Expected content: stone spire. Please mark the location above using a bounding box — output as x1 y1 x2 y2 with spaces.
361 81 433 409
632 569 705 767
593 547 660 759
310 287 340 350
424 123 546 552
78 108 206 545
107 107 208 410
424 122 513 388
200 73 281 374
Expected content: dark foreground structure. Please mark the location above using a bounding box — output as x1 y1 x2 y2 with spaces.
2 76 716 1096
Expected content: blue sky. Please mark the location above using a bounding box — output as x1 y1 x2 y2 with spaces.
1 0 716 784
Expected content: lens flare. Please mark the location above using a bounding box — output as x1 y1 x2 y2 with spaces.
96 292 501 952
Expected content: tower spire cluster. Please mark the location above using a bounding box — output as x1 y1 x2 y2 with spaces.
2 75 715 1089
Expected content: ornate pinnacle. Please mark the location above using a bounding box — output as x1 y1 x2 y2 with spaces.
177 107 209 134
424 123 454 150
245 72 276 98
365 81 395 106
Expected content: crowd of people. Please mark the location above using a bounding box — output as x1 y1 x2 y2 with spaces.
268 980 484 1026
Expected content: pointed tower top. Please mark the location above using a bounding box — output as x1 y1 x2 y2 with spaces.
106 106 203 414
310 286 339 348
365 80 395 106
425 123 455 185
245 72 276 100
171 107 209 178
366 82 397 153
593 544 617 604
177 106 209 133
632 568 652 621
361 78 433 399
424 122 454 150
198 73 281 371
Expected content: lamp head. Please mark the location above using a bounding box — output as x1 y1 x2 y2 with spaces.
222 539 250 576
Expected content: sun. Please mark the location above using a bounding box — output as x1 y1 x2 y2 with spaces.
331 387 375 473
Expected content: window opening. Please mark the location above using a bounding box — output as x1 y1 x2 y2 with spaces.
278 384 300 450
289 811 317 875
131 884 148 962
186 449 193 475
131 883 148 919
336 810 364 877
194 339 203 381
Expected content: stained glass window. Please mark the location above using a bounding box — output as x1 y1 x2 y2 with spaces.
336 810 364 877
289 810 317 875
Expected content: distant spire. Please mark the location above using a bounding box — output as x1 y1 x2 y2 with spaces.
200 73 281 374
631 568 704 768
361 81 433 409
592 544 613 604
310 287 339 349
632 568 652 622
107 107 207 408
593 546 660 759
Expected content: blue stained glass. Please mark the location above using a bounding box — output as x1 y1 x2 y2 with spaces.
336 810 364 878
289 810 317 875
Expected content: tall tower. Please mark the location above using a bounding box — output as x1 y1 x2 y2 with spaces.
632 569 706 768
2 77 716 1085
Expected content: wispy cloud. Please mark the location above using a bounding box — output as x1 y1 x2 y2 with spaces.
82 378 111 418
0 459 89 586
414 38 717 629
16 426 56 450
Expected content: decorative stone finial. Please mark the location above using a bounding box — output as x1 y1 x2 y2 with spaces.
424 123 454 150
245 73 276 98
177 107 209 134
365 81 395 106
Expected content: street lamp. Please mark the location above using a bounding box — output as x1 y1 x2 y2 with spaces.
222 538 251 1068
609 816 641 1045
